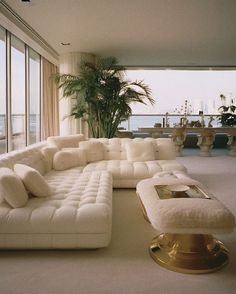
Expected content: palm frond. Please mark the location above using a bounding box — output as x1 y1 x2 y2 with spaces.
53 56 155 138
218 105 229 112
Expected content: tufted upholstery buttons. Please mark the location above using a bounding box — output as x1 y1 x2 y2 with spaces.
0 168 113 248
83 160 186 188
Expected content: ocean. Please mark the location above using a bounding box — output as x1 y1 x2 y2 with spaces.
0 114 38 137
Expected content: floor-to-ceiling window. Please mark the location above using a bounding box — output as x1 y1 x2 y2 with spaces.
10 35 26 150
121 69 236 130
0 27 6 154
0 25 45 154
29 48 40 144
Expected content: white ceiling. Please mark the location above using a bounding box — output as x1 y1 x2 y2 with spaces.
3 0 236 66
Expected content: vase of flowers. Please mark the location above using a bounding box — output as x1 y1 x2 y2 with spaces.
173 99 193 126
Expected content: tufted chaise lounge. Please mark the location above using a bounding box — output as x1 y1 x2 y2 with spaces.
0 139 112 249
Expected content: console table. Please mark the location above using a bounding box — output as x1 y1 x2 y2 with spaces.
138 127 236 156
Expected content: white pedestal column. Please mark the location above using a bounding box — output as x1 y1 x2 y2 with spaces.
227 133 236 156
197 129 215 156
171 128 187 157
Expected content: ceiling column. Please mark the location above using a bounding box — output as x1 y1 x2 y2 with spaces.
59 52 96 137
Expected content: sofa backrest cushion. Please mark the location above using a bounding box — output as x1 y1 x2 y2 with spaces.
88 137 176 160
125 141 156 161
155 138 176 160
79 141 105 162
0 142 48 175
0 167 28 208
46 136 176 161
47 134 85 149
88 138 128 160
14 164 52 197
53 148 87 171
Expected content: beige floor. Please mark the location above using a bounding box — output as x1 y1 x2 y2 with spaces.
0 151 235 294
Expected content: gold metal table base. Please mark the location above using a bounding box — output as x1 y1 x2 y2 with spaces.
150 233 229 274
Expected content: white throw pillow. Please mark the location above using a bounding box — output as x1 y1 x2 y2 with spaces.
79 141 104 162
125 141 156 161
14 164 51 197
0 167 28 208
53 148 87 171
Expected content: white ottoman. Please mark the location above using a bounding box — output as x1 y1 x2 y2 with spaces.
136 171 235 274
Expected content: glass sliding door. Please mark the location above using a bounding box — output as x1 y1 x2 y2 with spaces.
29 48 40 144
0 27 6 154
10 35 26 150
0 26 44 155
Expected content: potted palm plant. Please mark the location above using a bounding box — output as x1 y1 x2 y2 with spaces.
54 57 154 138
218 94 236 127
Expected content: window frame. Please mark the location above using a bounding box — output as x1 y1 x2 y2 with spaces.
0 25 42 154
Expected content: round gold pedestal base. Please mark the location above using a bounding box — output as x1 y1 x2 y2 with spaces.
150 233 229 274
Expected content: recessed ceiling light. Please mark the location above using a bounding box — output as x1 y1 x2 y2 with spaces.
21 0 35 6
61 42 71 46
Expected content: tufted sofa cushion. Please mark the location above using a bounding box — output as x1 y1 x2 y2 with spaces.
87 137 176 160
83 159 187 188
79 141 105 162
0 170 113 249
125 141 156 161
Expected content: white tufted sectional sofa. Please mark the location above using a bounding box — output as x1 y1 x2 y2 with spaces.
0 134 186 249
48 135 187 188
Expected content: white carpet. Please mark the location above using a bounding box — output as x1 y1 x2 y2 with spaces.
0 151 235 294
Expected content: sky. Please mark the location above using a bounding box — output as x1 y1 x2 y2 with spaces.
0 38 40 115
1 32 236 117
125 70 236 115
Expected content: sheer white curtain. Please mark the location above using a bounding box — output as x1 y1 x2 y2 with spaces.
41 58 59 139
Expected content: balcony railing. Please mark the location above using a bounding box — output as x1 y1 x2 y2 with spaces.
0 113 223 154
119 114 221 131
0 114 40 154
